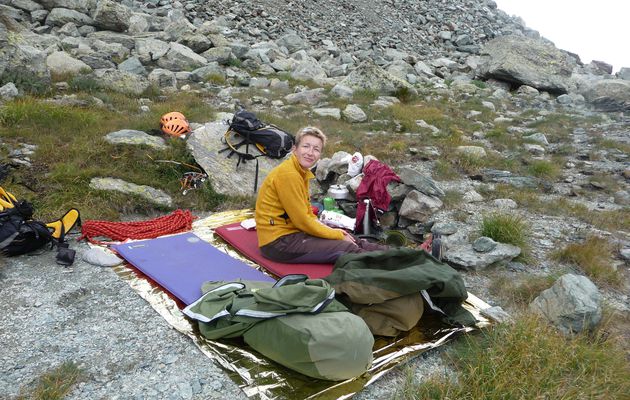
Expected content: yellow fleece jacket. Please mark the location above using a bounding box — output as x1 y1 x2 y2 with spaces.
255 154 344 247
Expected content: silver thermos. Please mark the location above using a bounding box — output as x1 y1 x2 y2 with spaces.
363 199 371 234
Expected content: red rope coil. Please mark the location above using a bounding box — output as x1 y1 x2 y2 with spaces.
79 209 195 244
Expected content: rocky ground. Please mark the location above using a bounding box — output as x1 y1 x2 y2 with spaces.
1 0 629 399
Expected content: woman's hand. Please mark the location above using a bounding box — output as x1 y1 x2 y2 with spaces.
339 230 357 244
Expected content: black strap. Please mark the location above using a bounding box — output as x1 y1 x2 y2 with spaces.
253 158 259 193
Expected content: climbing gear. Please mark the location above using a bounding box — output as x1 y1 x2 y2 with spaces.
148 156 208 195
79 209 194 245
160 112 191 138
180 172 207 195
46 208 81 241
0 186 17 210
219 108 294 192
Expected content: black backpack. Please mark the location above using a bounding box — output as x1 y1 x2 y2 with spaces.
220 109 295 191
0 200 52 256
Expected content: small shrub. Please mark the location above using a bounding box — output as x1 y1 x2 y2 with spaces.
527 159 561 179
18 361 83 400
480 212 529 259
352 88 380 102
69 75 102 93
394 86 416 103
441 189 463 209
206 73 226 85
433 159 459 180
471 79 487 89
551 236 623 287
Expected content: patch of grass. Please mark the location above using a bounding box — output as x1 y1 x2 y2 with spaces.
206 73 226 85
0 70 52 96
480 212 529 260
433 159 459 180
551 236 623 288
489 274 557 306
393 86 416 103
0 94 228 220
352 88 380 102
526 159 561 179
525 113 580 143
471 79 487 89
441 189 463 209
405 314 630 399
17 361 83 400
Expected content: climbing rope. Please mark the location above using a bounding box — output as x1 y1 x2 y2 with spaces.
79 209 195 245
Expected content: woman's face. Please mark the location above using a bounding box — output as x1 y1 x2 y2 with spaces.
293 134 323 170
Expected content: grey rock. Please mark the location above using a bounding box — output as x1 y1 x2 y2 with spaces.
201 46 233 65
342 104 367 123
190 63 225 82
399 190 443 222
313 108 341 120
82 247 123 267
276 33 308 53
529 274 602 335
472 236 497 252
463 190 483 203
617 67 630 81
291 59 327 82
339 59 417 96
157 42 207 72
456 145 486 158
91 0 131 32
105 129 166 149
581 79 630 112
118 56 146 75
477 35 572 93
178 32 213 54
443 242 521 270
398 167 445 198
492 198 517 209
480 306 513 324
45 7 93 27
92 69 150 96
135 38 170 63
523 132 549 145
46 51 92 76
331 84 354 98
285 88 326 105
0 82 19 100
187 116 286 197
431 222 458 235
89 177 172 207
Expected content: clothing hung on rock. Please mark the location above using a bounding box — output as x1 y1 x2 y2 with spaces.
354 160 401 233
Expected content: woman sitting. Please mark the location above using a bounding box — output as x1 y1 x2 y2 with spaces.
255 126 386 264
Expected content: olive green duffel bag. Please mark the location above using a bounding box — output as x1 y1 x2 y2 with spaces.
184 275 374 381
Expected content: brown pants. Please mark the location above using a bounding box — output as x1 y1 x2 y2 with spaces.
260 232 388 264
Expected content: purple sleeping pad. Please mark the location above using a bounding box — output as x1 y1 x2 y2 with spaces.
113 232 275 305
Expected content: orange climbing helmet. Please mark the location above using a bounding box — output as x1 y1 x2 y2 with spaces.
160 112 191 138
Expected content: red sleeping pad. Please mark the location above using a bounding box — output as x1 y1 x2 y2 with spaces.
214 222 334 279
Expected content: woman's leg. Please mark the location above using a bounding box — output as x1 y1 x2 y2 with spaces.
261 232 387 264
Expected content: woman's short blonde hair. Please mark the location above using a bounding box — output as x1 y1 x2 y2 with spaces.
295 126 327 148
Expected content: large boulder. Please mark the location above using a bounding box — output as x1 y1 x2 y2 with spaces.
338 59 417 96
529 274 602 335
46 51 91 76
157 42 207 72
580 79 630 112
476 35 573 94
187 114 286 197
44 7 93 27
0 44 51 88
91 69 150 95
91 0 131 32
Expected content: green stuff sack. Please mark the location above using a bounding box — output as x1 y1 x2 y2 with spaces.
243 309 374 381
184 276 374 381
